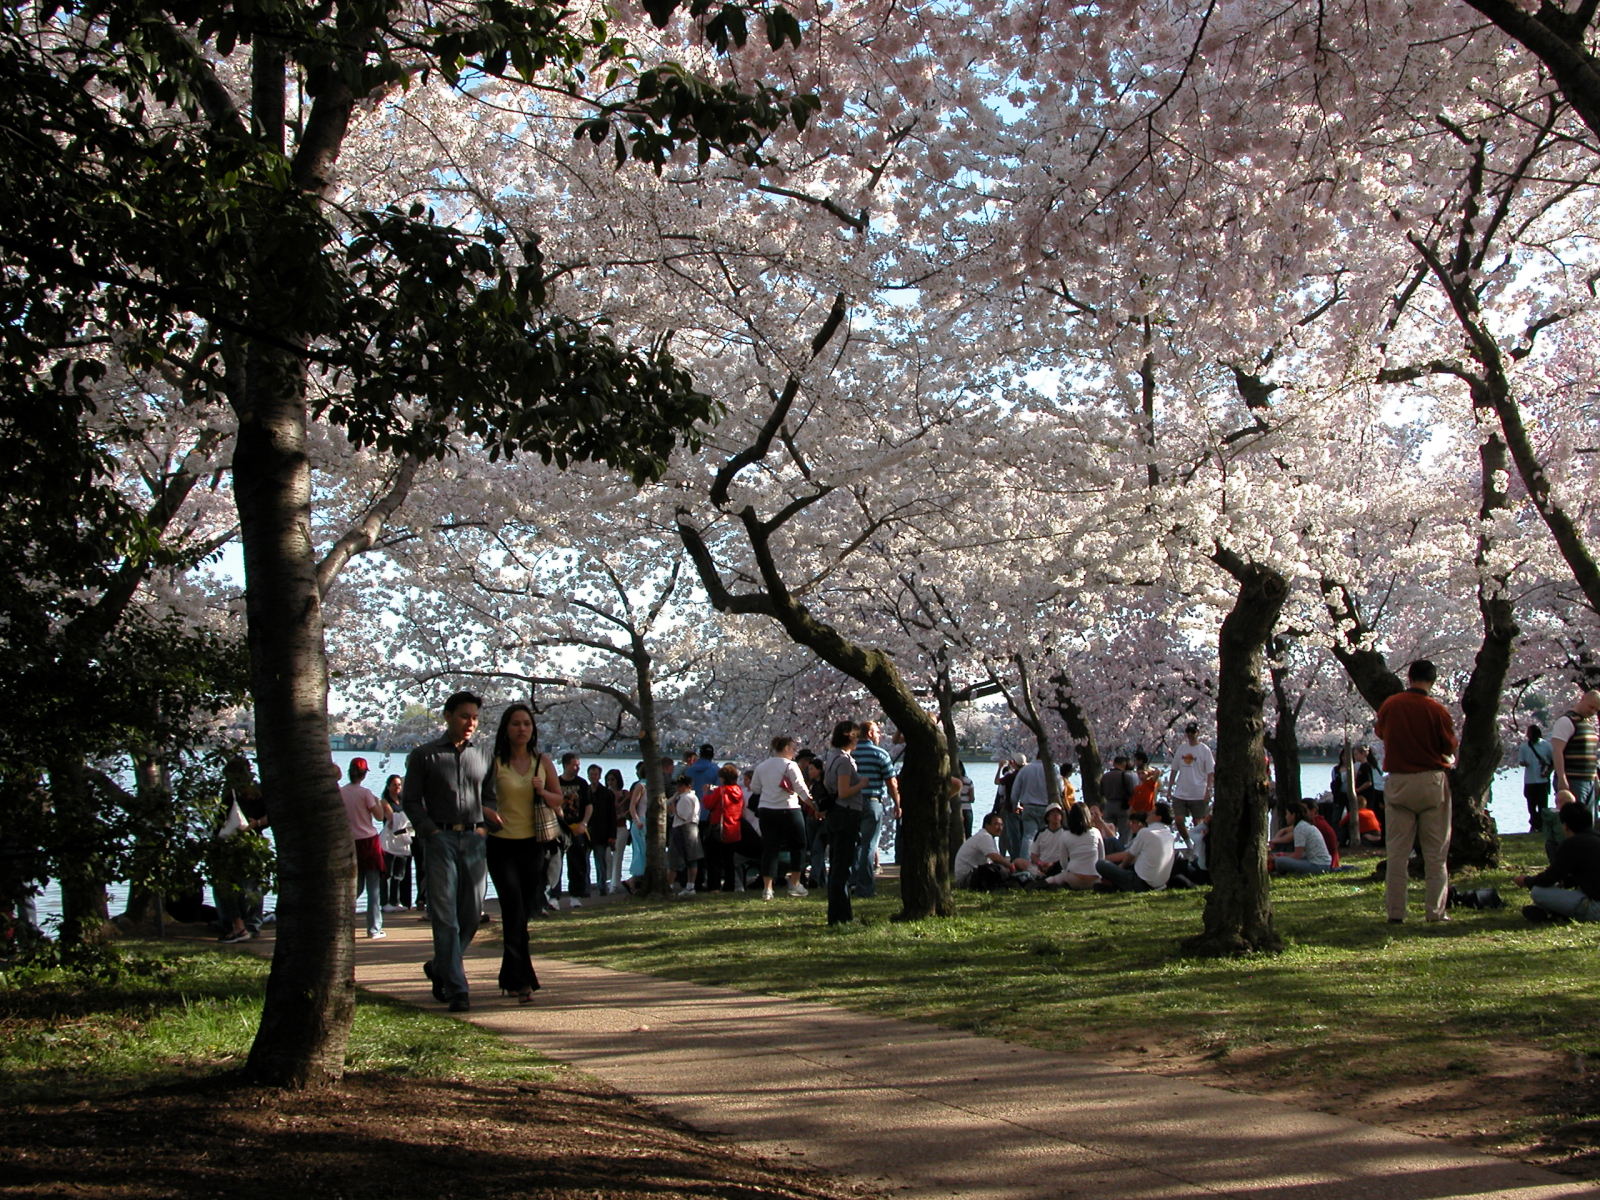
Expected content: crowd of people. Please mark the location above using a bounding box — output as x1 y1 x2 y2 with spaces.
341 664 1600 1011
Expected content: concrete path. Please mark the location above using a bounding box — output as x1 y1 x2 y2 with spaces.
346 912 1597 1200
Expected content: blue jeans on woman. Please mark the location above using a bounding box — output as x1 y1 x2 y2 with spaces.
359 868 383 935
825 806 863 924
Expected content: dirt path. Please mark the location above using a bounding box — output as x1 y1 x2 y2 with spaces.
349 916 1600 1200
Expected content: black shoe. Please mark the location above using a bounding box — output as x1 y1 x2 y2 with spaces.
448 994 471 1012
423 960 448 1002
1523 904 1569 925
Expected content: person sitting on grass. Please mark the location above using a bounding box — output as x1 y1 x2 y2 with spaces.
1341 797 1384 849
1095 803 1176 892
954 812 1031 890
1514 800 1600 924
1270 799 1333 876
1028 803 1071 881
1043 801 1104 891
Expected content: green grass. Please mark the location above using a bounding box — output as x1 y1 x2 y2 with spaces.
0 942 555 1101
541 833 1600 1085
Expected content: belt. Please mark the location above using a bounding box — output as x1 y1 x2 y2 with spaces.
438 822 478 832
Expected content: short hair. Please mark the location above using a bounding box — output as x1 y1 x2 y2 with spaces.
1152 800 1173 824
831 720 857 748
444 690 483 714
1134 751 1150 767
1287 798 1307 820
1184 722 1199 735
1560 800 1594 834
771 735 796 754
561 751 580 767
1528 725 1542 741
1129 810 1149 826
700 743 715 759
982 812 1004 831
719 763 739 784
1408 659 1437 684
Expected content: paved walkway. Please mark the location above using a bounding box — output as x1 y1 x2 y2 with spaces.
346 912 1597 1200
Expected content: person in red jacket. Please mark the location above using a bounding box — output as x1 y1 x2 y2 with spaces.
702 764 746 893
1373 660 1458 924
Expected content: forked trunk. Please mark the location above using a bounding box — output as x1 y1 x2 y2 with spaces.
234 342 356 1088
1186 554 1287 957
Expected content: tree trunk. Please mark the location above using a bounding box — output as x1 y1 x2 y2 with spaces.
894 703 953 918
1446 426 1516 870
935 679 966 864
234 341 355 1089
1051 671 1102 808
633 681 671 898
49 757 112 947
1266 634 1304 813
1185 552 1287 956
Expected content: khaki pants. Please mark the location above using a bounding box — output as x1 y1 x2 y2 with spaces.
1384 770 1451 921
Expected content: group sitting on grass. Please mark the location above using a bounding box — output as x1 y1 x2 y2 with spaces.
952 800 1203 894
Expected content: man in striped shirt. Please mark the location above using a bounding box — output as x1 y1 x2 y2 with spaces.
851 720 899 897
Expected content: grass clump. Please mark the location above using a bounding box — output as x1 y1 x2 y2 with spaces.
0 941 552 1101
541 832 1600 1083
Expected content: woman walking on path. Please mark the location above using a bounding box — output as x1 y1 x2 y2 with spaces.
484 703 564 1003
379 774 414 910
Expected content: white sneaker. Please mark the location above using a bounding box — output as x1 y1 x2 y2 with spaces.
367 930 386 940
568 898 582 909
381 904 401 912
762 888 775 901
786 882 808 898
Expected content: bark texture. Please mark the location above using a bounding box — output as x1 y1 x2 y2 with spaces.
1185 550 1287 957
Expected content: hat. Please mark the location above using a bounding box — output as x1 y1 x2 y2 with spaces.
350 757 369 771
1045 802 1064 814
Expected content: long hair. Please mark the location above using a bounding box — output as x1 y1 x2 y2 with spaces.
1066 801 1090 836
493 703 538 766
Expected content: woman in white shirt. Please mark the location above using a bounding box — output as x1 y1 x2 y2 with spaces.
1049 801 1104 890
749 735 812 901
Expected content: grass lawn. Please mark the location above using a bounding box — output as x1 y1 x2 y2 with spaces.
541 833 1600 1096
0 941 554 1100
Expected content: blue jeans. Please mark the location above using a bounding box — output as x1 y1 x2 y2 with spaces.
424 830 488 1000
1019 806 1051 859
1573 778 1598 818
359 868 383 934
1095 860 1153 892
1000 810 1024 859
852 799 883 896
825 806 863 924
1530 885 1600 921
1273 856 1330 876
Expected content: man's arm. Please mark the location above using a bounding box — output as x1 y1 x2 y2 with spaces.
402 749 440 839
1552 736 1571 793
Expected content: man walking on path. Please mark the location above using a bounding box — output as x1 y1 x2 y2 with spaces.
403 691 497 1012
1167 723 1214 839
850 721 898 897
1373 660 1458 924
1550 690 1600 816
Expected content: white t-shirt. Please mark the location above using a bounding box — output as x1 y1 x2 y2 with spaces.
1168 741 1215 800
1061 827 1104 876
1519 740 1554 787
954 831 1001 885
1030 827 1071 868
1552 715 1578 747
1127 823 1176 889
340 783 381 840
750 756 810 810
1291 820 1332 866
672 791 698 827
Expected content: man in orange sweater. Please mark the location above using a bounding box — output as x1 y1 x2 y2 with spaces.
1373 660 1458 924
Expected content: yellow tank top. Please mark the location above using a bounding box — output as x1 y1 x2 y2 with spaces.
493 758 547 839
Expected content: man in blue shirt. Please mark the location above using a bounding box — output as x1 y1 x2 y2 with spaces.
685 744 721 798
851 720 899 897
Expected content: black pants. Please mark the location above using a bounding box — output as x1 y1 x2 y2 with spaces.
485 835 550 994
825 806 863 925
704 836 741 891
381 854 412 907
565 833 592 897
758 808 806 881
